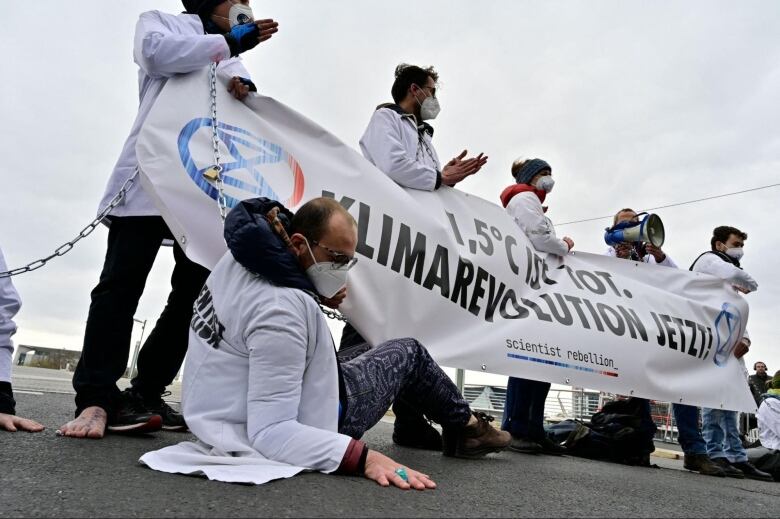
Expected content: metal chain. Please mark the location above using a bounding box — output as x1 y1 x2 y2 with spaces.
0 170 139 278
319 304 348 322
207 65 346 323
209 63 229 222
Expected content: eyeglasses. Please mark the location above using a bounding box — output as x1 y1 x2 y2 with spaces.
310 239 358 269
414 84 437 98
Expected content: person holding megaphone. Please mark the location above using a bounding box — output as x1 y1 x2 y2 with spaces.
605 209 673 266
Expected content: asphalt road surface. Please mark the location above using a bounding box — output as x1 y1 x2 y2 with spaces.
2 392 778 518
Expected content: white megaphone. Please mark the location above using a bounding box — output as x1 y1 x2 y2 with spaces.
604 212 665 248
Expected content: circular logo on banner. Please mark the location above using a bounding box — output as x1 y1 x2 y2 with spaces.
712 302 742 367
177 118 305 209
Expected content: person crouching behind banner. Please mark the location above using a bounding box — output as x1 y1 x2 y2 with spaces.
608 208 726 477
689 226 772 481
498 157 573 456
140 197 510 487
58 1 279 439
340 63 489 451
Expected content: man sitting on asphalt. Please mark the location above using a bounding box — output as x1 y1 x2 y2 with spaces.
141 197 510 488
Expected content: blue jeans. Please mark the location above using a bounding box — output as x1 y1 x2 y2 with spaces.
502 377 550 440
673 404 707 456
702 408 747 462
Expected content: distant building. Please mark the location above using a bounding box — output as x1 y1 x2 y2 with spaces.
14 345 81 371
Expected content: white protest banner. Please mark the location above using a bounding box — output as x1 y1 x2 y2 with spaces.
137 69 755 412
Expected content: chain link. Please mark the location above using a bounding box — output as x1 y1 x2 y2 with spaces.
206 64 346 323
0 170 139 278
319 304 349 322
209 63 229 222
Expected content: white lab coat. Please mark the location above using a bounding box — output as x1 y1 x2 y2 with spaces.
605 247 679 268
506 191 569 256
0 246 21 383
98 11 250 217
690 253 758 293
140 253 351 485
691 251 753 341
359 107 441 191
757 397 780 450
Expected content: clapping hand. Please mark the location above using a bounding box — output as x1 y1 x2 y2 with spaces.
441 150 488 187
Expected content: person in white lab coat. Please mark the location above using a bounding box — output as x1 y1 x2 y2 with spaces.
342 64 489 450
0 246 44 433
690 225 772 481
499 157 572 455
359 63 488 191
58 0 279 439
141 197 510 487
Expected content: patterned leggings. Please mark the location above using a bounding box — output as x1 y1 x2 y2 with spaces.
338 338 472 439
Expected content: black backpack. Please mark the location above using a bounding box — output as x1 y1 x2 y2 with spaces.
545 398 657 466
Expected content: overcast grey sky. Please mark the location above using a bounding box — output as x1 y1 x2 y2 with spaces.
1 1 778 384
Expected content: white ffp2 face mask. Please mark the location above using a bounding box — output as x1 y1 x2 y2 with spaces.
303 238 350 298
725 247 744 261
535 176 555 193
305 262 350 299
420 96 441 120
226 0 255 27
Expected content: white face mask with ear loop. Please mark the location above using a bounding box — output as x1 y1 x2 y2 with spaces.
725 247 744 261
215 0 255 28
415 88 441 120
303 238 351 299
535 176 555 193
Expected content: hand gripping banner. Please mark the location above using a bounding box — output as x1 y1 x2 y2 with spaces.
137 69 755 412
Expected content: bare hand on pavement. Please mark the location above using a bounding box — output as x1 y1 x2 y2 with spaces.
363 450 437 490
0 413 44 433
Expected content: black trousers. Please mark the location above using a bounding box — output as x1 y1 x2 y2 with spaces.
73 216 209 416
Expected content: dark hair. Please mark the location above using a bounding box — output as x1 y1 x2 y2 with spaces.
613 208 637 226
710 226 747 250
754 361 766 370
391 64 439 104
290 198 356 242
182 0 222 16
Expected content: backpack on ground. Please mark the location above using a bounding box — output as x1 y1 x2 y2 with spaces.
544 397 657 466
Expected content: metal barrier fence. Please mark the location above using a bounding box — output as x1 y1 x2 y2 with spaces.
462 384 762 445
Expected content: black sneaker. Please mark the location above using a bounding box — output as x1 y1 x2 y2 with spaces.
128 388 187 432
107 391 162 434
136 390 188 432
